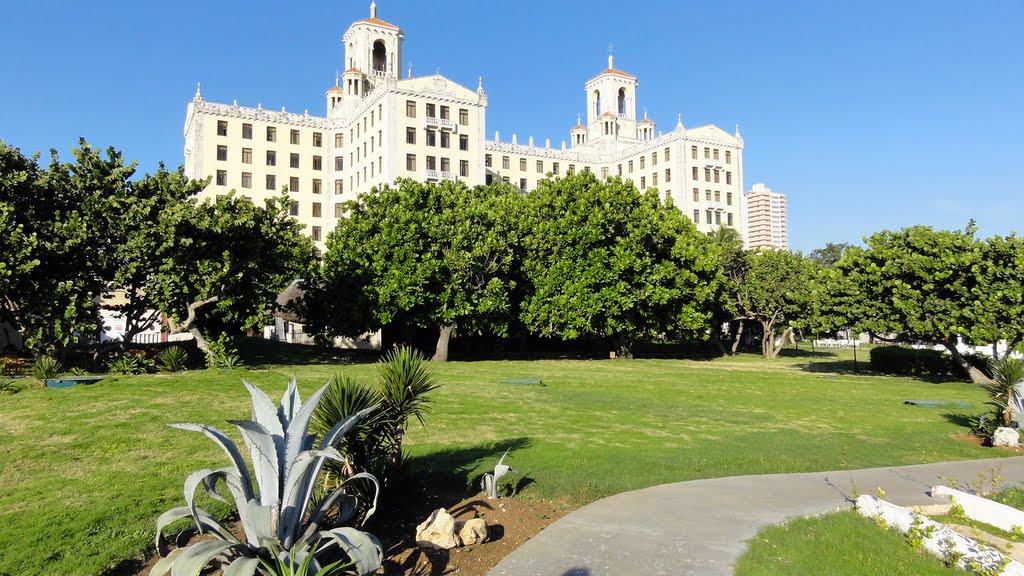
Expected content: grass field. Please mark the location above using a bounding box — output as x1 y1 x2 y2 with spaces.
0 343 1002 575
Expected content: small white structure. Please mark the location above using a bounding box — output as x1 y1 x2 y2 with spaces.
932 486 1024 532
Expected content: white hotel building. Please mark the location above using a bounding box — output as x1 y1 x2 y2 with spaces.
184 4 748 249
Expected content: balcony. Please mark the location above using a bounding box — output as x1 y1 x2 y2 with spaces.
425 169 458 183
703 159 725 170
425 116 458 132
707 201 728 211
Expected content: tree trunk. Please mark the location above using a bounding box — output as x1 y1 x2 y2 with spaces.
432 323 455 362
731 320 744 355
611 333 634 359
943 335 992 384
711 327 727 356
190 326 211 356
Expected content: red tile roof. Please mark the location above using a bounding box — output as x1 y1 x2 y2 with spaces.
354 17 399 30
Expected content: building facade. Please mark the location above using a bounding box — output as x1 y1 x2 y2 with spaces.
743 183 788 250
184 3 746 248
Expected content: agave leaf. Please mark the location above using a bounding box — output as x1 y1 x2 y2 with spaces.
169 539 236 576
315 527 383 576
229 419 281 507
183 468 229 531
221 555 260 576
170 423 254 500
279 447 344 547
239 498 275 547
300 472 380 545
155 506 238 556
149 548 184 576
243 380 286 458
282 382 333 480
279 377 301 428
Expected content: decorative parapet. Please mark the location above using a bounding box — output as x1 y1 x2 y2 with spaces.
191 100 333 129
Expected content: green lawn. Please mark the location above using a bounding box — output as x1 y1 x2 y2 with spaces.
733 510 969 575
0 345 1001 575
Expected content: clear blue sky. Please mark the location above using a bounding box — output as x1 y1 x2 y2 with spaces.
1 0 1021 252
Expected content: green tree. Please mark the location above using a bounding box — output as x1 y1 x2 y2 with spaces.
829 224 990 382
306 179 520 361
707 226 746 355
519 171 722 359
729 249 811 358
972 234 1024 360
808 242 852 267
149 193 315 356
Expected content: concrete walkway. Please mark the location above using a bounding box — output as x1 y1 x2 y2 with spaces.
487 457 1024 576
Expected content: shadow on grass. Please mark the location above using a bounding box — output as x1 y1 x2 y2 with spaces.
942 412 980 429
235 336 381 368
777 348 839 359
99 558 143 576
792 360 967 384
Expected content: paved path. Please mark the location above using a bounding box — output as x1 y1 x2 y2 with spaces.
487 457 1024 576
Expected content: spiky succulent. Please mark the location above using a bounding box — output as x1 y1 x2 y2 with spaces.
152 379 382 576
481 449 517 499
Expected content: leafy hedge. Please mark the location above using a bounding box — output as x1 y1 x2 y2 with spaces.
869 346 953 376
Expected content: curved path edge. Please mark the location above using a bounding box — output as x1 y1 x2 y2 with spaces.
487 456 1024 576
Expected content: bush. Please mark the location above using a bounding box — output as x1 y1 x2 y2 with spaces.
107 355 150 375
155 346 189 372
869 346 953 376
0 373 20 395
30 356 63 381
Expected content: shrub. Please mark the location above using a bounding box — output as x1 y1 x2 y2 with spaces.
207 334 243 369
869 346 952 376
107 355 150 375
30 356 63 381
155 346 189 373
0 373 20 395
153 379 382 576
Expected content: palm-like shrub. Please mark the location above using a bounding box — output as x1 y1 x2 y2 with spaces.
31 356 63 381
156 346 189 372
983 356 1024 427
108 355 150 375
152 379 383 576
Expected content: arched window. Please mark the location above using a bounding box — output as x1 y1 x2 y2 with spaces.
372 40 387 73
593 90 601 117
618 88 626 115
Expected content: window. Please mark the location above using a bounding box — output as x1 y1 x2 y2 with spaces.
290 153 300 169
426 130 436 146
706 210 712 225
727 192 733 205
311 226 322 241
267 127 277 142
334 202 343 217
217 120 228 136
313 156 322 170
406 100 416 117
714 170 720 184
706 189 712 201
502 156 510 170
266 151 276 166
440 105 449 120
692 188 699 202
289 201 299 216
486 174 493 185
629 160 634 173
266 174 276 190
691 146 698 159
692 166 698 180
406 127 416 144
335 156 343 171
485 154 492 167
426 103 436 117
640 176 646 189
726 150 732 164
459 108 468 125
335 180 343 195
553 162 559 175
653 173 658 186
704 168 711 182
335 133 343 147
440 132 450 148
313 179 322 194
665 169 671 183
653 152 658 165
713 149 719 160
715 211 721 225
370 111 374 127
406 154 416 171
519 178 527 190
241 172 252 188
289 130 299 145
715 190 721 202
217 145 227 161
536 160 543 173
502 176 509 183
693 210 700 222
727 213 734 226
704 147 710 159
440 157 450 172
519 158 527 171
617 164 622 176
426 156 436 170
216 170 227 186
640 156 646 169
289 177 299 192
459 134 468 151
242 148 252 164
665 147 671 161
568 164 575 175
726 172 732 185
312 202 322 217
460 160 469 177
242 123 252 139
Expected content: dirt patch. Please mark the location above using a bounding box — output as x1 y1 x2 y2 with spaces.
950 432 1024 452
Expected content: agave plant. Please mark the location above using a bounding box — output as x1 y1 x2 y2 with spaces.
481 449 517 499
156 346 190 373
30 356 63 381
152 379 383 576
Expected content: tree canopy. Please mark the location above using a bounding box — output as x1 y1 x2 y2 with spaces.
727 248 812 358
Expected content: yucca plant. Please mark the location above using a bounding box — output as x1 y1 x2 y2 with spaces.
108 355 150 375
30 356 63 381
152 379 383 576
984 356 1024 427
375 347 440 471
156 346 190 373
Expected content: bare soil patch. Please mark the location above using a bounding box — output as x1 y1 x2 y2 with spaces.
950 432 1024 452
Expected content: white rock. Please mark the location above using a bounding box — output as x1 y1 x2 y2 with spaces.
415 508 460 550
457 518 488 546
993 427 1020 447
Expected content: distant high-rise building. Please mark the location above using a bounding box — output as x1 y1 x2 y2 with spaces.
743 183 787 250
